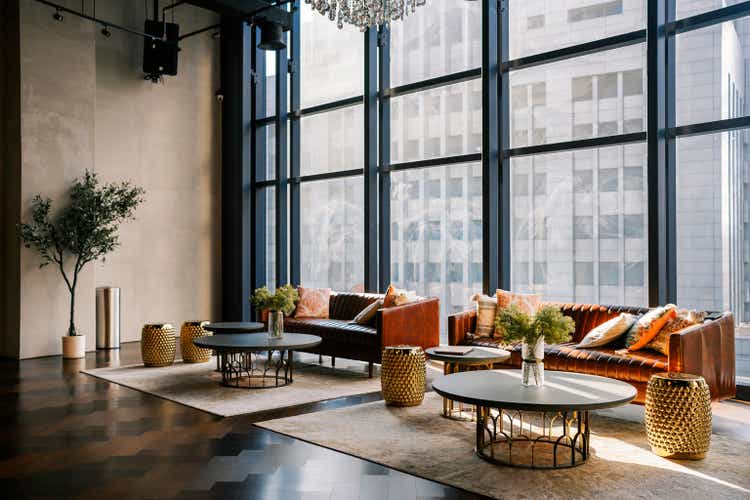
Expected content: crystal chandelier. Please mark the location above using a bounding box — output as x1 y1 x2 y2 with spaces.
305 0 428 31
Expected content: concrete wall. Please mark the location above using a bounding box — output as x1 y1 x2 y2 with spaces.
0 1 22 358
12 0 220 358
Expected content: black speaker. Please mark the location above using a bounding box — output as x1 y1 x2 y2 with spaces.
143 20 179 77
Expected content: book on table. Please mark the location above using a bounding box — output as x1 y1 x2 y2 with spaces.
433 346 474 356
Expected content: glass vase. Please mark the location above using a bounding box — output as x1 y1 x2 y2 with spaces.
268 310 284 338
521 336 545 387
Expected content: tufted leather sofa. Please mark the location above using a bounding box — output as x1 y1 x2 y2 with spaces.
448 303 736 404
267 293 440 377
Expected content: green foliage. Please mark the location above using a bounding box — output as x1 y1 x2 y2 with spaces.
251 284 299 315
18 171 145 335
494 304 575 345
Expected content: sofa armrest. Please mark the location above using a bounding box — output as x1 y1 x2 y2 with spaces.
378 298 440 350
668 313 736 401
448 309 477 346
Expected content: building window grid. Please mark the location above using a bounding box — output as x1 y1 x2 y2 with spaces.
251 2 750 324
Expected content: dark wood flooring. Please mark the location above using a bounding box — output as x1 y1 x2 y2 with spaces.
0 343 480 499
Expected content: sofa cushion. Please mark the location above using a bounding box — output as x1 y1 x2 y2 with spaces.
294 287 331 318
510 342 668 384
284 318 379 347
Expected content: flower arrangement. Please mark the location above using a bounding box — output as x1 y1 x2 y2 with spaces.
250 285 298 315
494 304 575 346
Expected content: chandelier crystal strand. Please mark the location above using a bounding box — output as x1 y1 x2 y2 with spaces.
305 0 427 31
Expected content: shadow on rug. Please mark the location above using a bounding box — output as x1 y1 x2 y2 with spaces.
256 392 750 499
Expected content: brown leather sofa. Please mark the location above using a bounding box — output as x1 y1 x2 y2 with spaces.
269 292 440 377
449 303 736 403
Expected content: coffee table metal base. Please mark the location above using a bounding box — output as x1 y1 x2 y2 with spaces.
218 350 294 389
476 407 590 469
442 361 494 421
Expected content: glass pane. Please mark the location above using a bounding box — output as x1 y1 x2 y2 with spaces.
260 124 275 181
510 0 645 59
390 0 481 87
677 1 730 19
390 80 482 163
301 106 364 176
301 4 363 108
390 163 483 343
676 19 749 126
677 132 749 322
511 143 648 305
262 50 276 117
263 187 276 290
510 44 646 147
300 177 364 292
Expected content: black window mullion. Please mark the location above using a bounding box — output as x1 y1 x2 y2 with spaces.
665 0 677 303
483 0 501 294
498 0 511 292
364 28 378 292
647 0 670 306
378 25 391 293
289 1 301 286
251 27 267 297
275 25 289 285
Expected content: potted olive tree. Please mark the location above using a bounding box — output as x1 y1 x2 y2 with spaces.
18 171 145 359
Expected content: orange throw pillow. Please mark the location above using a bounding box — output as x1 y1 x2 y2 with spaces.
494 289 541 338
294 287 331 318
382 284 398 308
626 305 677 351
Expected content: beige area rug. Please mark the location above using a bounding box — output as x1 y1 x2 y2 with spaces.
82 358 441 417
257 392 750 499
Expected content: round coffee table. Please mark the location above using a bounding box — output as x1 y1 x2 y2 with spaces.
425 347 510 420
204 322 265 334
432 370 636 469
194 333 321 389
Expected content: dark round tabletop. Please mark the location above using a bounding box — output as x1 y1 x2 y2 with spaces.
432 370 637 412
425 346 511 364
203 322 265 334
194 333 322 352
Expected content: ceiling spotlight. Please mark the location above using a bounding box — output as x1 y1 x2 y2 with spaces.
52 9 63 22
257 21 285 51
101 25 111 38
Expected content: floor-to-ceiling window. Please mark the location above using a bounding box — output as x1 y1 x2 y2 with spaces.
251 1 750 360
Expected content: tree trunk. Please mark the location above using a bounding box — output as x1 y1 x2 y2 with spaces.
68 286 77 336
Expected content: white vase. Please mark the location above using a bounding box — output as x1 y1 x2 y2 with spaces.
521 336 545 387
62 334 86 359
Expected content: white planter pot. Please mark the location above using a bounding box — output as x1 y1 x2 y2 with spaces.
62 335 86 359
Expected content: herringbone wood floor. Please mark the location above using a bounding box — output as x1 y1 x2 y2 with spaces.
0 343 481 500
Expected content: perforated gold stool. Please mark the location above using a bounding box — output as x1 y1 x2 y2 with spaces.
141 323 176 367
645 372 711 459
381 346 426 407
180 321 212 363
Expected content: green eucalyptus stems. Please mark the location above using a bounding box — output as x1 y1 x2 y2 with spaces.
250 284 299 315
495 304 575 346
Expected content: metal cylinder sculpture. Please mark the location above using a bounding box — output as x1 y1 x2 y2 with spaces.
141 323 176 367
645 372 712 459
180 321 212 363
381 346 426 407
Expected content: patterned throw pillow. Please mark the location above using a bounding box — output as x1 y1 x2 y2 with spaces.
576 313 636 349
625 304 677 351
646 310 706 355
468 293 497 339
494 289 541 339
350 299 383 326
393 291 417 306
294 287 331 318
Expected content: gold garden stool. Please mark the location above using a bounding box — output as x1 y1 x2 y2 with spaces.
645 372 712 459
381 346 426 407
141 323 176 367
180 321 212 363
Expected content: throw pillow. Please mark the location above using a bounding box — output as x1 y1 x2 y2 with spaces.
383 284 398 308
393 291 417 307
576 313 636 349
294 287 331 318
494 289 541 339
646 310 706 355
470 293 497 338
625 304 677 351
350 299 383 326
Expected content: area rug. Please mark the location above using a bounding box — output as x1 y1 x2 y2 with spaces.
257 392 750 499
82 359 440 417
